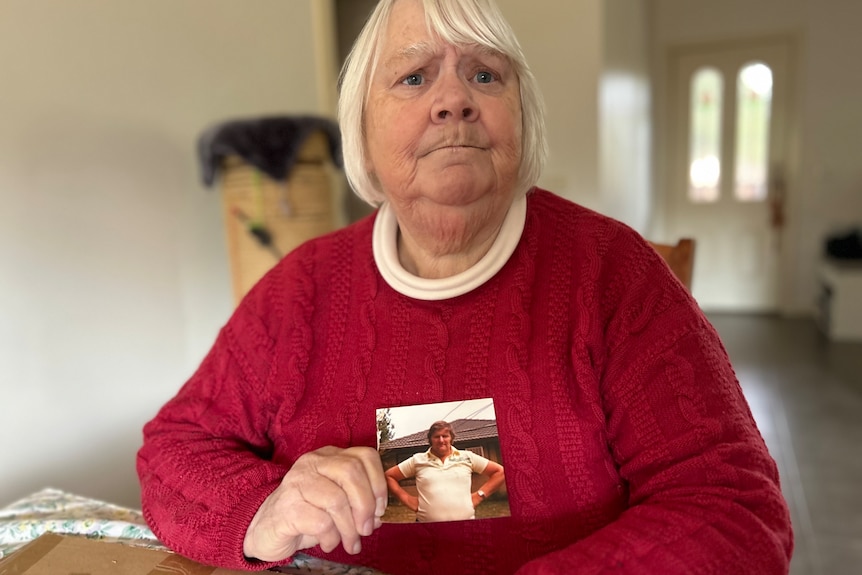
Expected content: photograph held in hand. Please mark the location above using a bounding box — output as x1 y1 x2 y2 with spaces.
377 400 509 524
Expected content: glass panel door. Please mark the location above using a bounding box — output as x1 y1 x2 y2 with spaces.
665 39 792 312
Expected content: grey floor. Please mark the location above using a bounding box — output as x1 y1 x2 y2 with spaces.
708 314 862 575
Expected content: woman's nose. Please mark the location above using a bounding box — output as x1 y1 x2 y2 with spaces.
431 74 478 123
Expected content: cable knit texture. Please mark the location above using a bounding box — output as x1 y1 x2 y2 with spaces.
137 189 793 574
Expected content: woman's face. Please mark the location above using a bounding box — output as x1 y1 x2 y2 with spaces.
364 0 523 254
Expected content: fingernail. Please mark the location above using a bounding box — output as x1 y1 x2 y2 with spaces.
374 517 382 529
362 519 373 536
352 541 362 555
376 497 387 517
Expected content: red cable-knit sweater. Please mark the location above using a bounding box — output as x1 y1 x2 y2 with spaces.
137 189 793 574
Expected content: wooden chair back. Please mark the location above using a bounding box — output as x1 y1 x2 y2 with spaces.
648 238 696 290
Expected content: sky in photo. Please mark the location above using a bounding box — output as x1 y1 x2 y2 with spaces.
381 398 496 441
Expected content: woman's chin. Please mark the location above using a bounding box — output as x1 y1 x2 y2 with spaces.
415 177 503 208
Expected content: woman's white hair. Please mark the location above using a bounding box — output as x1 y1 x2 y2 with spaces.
337 0 548 206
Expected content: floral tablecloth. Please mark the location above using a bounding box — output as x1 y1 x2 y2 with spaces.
0 488 386 574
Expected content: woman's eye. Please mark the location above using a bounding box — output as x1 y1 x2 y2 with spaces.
475 71 496 84
402 73 424 86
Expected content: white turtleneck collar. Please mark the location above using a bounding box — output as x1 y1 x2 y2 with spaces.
372 194 527 301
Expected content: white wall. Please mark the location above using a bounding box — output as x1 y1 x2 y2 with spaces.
497 0 603 210
499 0 653 232
0 0 333 507
652 0 862 314
599 0 652 232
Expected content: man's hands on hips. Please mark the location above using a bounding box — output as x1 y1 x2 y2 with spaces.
471 492 482 508
243 446 387 562
404 494 419 512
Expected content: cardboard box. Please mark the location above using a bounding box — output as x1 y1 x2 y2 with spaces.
0 533 249 574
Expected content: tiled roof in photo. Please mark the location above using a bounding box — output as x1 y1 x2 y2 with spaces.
380 418 498 450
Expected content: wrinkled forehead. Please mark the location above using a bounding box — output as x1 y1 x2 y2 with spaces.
380 38 506 74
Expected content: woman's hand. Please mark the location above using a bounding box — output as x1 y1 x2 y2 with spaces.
243 446 387 562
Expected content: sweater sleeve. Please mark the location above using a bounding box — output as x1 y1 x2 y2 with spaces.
136 296 290 571
517 234 793 574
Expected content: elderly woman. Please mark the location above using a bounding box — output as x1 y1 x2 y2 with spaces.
137 0 793 574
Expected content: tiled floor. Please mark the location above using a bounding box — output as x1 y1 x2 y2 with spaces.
708 314 862 575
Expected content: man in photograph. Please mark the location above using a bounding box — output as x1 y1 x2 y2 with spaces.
385 421 505 523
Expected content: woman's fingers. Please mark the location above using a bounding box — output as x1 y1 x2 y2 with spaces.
243 446 386 562
244 495 317 561
311 447 387 536
296 475 362 554
353 447 389 518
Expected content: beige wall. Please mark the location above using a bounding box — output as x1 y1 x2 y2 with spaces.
498 0 603 211
600 0 652 232
498 0 653 232
0 0 333 507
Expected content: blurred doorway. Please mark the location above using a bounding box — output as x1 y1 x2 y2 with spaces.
664 38 795 312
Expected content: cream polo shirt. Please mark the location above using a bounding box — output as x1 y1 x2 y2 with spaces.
397 447 491 523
